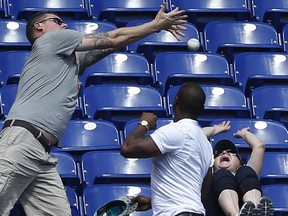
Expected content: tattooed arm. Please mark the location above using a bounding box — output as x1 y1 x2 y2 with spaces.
76 3 187 52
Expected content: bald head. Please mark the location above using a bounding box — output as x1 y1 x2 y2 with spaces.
173 82 206 119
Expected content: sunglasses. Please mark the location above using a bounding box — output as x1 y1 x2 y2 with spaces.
38 17 64 26
214 149 238 158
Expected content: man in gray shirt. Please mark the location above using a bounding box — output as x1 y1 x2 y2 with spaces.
0 4 187 215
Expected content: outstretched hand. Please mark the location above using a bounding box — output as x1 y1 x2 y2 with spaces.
154 3 188 40
213 121 231 135
233 127 250 138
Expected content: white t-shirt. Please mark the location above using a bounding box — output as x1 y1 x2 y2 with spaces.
150 118 213 216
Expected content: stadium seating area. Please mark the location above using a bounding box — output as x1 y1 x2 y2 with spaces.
1 0 287 215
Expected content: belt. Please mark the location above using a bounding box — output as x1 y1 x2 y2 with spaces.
176 213 203 216
3 119 53 153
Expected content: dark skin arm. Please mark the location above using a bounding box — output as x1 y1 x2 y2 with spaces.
120 112 161 158
130 195 152 211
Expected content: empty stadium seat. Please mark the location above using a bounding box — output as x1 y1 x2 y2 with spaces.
210 119 288 151
282 24 288 52
59 120 120 152
260 152 288 185
166 85 251 126
6 0 90 20
88 0 164 27
65 186 81 216
252 0 288 32
126 21 201 63
251 86 288 128
81 151 152 185
0 51 30 86
0 84 18 118
233 52 288 96
82 184 152 216
170 0 253 31
123 118 173 139
0 20 31 51
203 21 284 63
154 52 233 96
66 20 117 34
51 152 81 188
80 52 153 88
262 184 288 215
83 84 167 129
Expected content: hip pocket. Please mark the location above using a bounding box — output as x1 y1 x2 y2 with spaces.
0 158 14 194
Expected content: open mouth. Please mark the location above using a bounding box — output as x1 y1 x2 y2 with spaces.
220 156 230 162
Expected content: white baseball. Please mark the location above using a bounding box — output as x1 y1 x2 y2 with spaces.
187 38 200 51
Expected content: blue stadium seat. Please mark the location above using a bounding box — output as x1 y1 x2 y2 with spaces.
66 20 117 33
81 151 152 185
233 52 288 97
252 0 288 32
51 152 81 188
0 0 6 19
59 120 120 152
123 118 173 139
65 186 81 216
6 0 90 20
0 84 18 119
83 84 167 129
210 119 288 151
88 0 164 27
203 21 284 63
80 52 154 88
0 51 30 87
154 52 233 96
126 21 201 63
260 152 288 185
166 85 251 126
250 86 288 128
82 184 152 216
0 20 31 51
169 0 253 31
262 184 288 215
282 24 288 52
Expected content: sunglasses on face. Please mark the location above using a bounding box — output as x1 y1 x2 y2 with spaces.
214 149 238 158
38 17 64 26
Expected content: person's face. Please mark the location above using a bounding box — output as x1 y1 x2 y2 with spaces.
213 149 241 173
33 15 68 33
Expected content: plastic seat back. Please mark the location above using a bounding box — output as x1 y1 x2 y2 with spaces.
0 84 18 118
251 86 288 128
233 52 288 97
282 24 288 52
59 120 120 151
81 151 152 185
83 84 167 129
80 52 153 87
167 85 251 126
204 21 283 63
66 20 116 33
252 0 288 32
154 52 233 96
82 184 152 216
0 51 30 87
0 20 31 51
65 186 80 216
88 0 164 27
170 0 253 31
7 0 90 20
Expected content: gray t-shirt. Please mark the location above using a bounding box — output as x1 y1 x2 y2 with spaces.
7 29 85 138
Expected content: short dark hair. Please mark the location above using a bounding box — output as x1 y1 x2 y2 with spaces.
175 82 206 118
26 11 59 44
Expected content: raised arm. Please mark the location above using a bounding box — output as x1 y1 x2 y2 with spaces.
202 121 231 139
76 3 187 52
120 112 161 158
233 127 265 176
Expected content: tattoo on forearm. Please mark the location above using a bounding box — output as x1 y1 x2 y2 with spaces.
84 32 112 49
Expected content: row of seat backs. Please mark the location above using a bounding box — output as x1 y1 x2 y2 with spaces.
0 84 288 129
2 19 288 64
1 50 288 98
1 0 288 31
